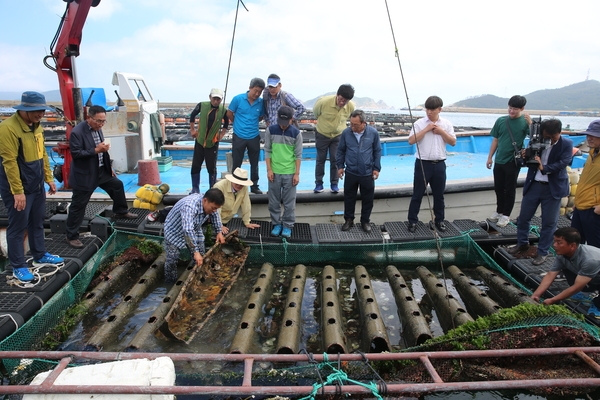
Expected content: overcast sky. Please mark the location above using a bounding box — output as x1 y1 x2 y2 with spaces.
1 0 598 108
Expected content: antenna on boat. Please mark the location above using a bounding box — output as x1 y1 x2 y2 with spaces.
222 0 249 105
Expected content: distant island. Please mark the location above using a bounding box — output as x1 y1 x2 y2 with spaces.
2 80 599 112
450 80 600 111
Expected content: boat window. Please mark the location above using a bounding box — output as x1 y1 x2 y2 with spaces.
128 79 153 102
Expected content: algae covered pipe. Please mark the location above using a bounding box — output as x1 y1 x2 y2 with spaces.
447 265 502 318
230 263 275 354
276 264 308 354
476 266 538 307
80 260 134 312
86 253 166 350
126 262 194 350
321 265 347 354
416 266 474 333
385 265 432 347
354 265 391 353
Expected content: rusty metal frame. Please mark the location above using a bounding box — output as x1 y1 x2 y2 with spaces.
1 348 600 396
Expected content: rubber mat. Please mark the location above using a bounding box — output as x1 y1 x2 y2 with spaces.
112 208 149 231
224 218 249 238
512 257 555 286
384 221 435 242
531 215 572 230
315 224 342 243
286 222 313 243
83 202 108 220
487 219 518 237
244 220 281 243
27 233 103 267
0 292 42 316
44 201 59 219
452 219 489 239
314 223 383 244
143 220 165 236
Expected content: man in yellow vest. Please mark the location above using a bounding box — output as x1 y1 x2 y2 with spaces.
189 88 229 193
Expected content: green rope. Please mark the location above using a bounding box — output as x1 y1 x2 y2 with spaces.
298 353 383 400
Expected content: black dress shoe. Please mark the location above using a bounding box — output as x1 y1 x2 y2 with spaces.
114 212 138 219
361 222 372 233
507 244 529 256
408 223 417 233
435 221 447 232
341 220 354 231
67 238 84 248
250 186 263 194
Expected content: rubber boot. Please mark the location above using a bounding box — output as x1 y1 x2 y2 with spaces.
208 172 217 188
164 262 178 284
190 173 200 194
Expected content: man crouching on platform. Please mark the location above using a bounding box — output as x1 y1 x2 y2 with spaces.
163 188 226 283
531 227 600 317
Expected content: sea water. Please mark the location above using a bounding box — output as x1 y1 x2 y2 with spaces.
393 110 598 131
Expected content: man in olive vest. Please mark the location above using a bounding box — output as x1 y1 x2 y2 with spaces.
189 88 230 193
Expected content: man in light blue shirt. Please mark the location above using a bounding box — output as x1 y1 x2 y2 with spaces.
227 78 266 194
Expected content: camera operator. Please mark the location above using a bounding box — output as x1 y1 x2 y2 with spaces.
507 118 573 265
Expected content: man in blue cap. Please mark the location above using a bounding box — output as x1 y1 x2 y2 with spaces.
0 91 64 282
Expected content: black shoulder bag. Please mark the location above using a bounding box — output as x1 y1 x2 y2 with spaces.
505 119 525 168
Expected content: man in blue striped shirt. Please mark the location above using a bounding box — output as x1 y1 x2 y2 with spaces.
263 74 305 126
163 188 225 283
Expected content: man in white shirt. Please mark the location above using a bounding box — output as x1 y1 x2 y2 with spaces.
407 96 456 233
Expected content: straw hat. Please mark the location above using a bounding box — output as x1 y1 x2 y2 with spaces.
225 167 253 186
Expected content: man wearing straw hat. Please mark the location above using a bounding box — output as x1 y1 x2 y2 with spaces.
0 91 64 282
213 167 260 232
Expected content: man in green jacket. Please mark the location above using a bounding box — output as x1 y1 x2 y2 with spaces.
0 92 64 282
189 88 229 192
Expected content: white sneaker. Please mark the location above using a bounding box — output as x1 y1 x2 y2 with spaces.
488 212 501 222
497 215 510 227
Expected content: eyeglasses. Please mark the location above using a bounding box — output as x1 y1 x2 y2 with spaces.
92 118 107 125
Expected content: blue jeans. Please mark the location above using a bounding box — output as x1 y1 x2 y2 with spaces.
268 173 296 228
343 171 375 223
516 181 561 256
408 159 446 224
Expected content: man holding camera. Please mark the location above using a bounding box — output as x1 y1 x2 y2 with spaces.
486 95 530 227
507 119 573 265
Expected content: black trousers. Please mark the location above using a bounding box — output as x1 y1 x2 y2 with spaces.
232 134 260 188
408 159 446 224
343 171 375 223
493 161 520 217
191 141 219 187
66 168 128 240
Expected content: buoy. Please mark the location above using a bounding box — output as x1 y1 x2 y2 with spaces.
137 160 161 186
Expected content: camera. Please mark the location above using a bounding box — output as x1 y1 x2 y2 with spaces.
524 117 550 165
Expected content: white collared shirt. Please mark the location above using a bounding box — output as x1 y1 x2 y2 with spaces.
410 116 455 160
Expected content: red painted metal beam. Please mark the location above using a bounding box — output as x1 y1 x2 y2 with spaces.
2 349 599 396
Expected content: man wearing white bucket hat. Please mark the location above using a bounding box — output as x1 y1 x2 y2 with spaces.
0 91 64 282
213 167 260 232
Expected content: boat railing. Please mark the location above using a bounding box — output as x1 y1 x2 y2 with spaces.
3 348 600 396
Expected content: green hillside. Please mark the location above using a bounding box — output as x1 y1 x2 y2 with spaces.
452 80 600 111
